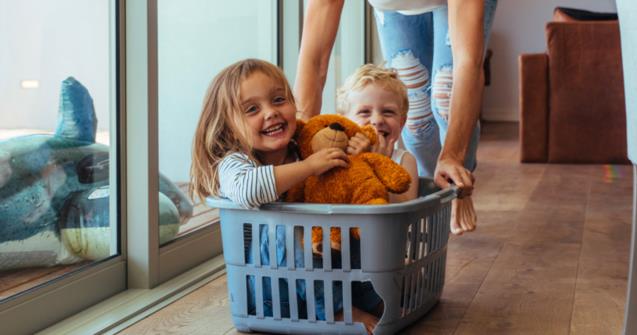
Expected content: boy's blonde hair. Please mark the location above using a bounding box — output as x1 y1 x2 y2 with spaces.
190 58 295 202
337 63 409 116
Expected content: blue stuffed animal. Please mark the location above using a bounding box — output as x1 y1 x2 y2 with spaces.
0 77 193 269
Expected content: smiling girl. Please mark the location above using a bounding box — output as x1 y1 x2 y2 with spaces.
189 59 381 331
190 58 348 208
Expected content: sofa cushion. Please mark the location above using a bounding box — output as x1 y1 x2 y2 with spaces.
553 7 618 22
519 54 549 162
546 21 629 163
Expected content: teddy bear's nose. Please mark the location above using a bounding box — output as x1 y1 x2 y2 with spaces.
329 122 345 132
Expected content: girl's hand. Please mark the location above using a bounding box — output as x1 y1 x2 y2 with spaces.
304 148 349 176
346 132 372 155
371 135 396 157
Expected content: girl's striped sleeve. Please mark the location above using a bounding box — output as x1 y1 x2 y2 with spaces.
218 152 278 208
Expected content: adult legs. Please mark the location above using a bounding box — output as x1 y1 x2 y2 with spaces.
430 0 498 171
430 0 498 234
374 10 441 178
374 3 499 234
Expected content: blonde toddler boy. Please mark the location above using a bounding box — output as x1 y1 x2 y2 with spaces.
337 64 419 203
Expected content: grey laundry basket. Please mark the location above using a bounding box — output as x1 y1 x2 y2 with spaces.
207 177 455 334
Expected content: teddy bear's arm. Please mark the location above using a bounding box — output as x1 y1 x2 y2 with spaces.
359 152 411 194
283 181 305 202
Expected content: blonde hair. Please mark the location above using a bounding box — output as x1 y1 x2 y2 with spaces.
336 63 409 116
190 58 295 202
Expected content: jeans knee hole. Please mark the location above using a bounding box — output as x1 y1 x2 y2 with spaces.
432 66 453 120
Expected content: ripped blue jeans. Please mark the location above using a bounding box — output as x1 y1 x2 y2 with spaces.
374 1 498 176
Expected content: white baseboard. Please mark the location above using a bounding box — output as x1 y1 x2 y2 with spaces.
481 107 519 122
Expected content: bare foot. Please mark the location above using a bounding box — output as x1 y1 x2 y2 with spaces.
450 196 477 235
352 307 378 334
336 307 378 334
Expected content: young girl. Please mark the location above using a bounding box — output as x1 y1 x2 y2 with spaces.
190 59 378 333
337 64 419 203
190 59 348 209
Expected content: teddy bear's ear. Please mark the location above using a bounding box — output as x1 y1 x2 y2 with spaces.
361 125 378 145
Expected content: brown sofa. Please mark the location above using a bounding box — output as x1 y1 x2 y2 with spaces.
519 8 629 163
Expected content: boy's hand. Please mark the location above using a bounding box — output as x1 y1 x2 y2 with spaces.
371 135 396 157
304 148 349 176
346 132 372 155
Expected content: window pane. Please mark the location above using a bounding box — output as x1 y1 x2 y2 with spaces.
158 0 278 246
0 0 118 300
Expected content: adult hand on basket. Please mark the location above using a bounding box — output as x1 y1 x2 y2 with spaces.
433 156 474 197
434 156 477 235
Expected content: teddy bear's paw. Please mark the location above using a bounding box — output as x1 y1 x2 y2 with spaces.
312 241 323 255
330 240 342 251
366 198 388 205
351 228 361 240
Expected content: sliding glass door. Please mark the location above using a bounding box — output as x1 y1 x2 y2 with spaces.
156 0 278 246
0 1 370 332
0 0 124 333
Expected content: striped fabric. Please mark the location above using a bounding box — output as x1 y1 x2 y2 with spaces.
218 152 278 209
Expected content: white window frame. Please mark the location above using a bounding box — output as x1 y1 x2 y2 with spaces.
125 0 223 289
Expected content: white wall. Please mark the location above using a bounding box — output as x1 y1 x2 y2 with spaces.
483 0 617 121
0 0 111 133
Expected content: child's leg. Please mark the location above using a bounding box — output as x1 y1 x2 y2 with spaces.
334 305 379 335
348 307 379 335
247 225 293 316
347 242 383 334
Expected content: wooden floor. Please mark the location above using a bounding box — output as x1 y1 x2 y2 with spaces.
119 122 634 335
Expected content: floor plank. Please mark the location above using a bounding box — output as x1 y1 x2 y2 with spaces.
119 275 235 335
570 172 632 335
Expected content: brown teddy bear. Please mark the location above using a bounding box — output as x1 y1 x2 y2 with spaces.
286 114 411 254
